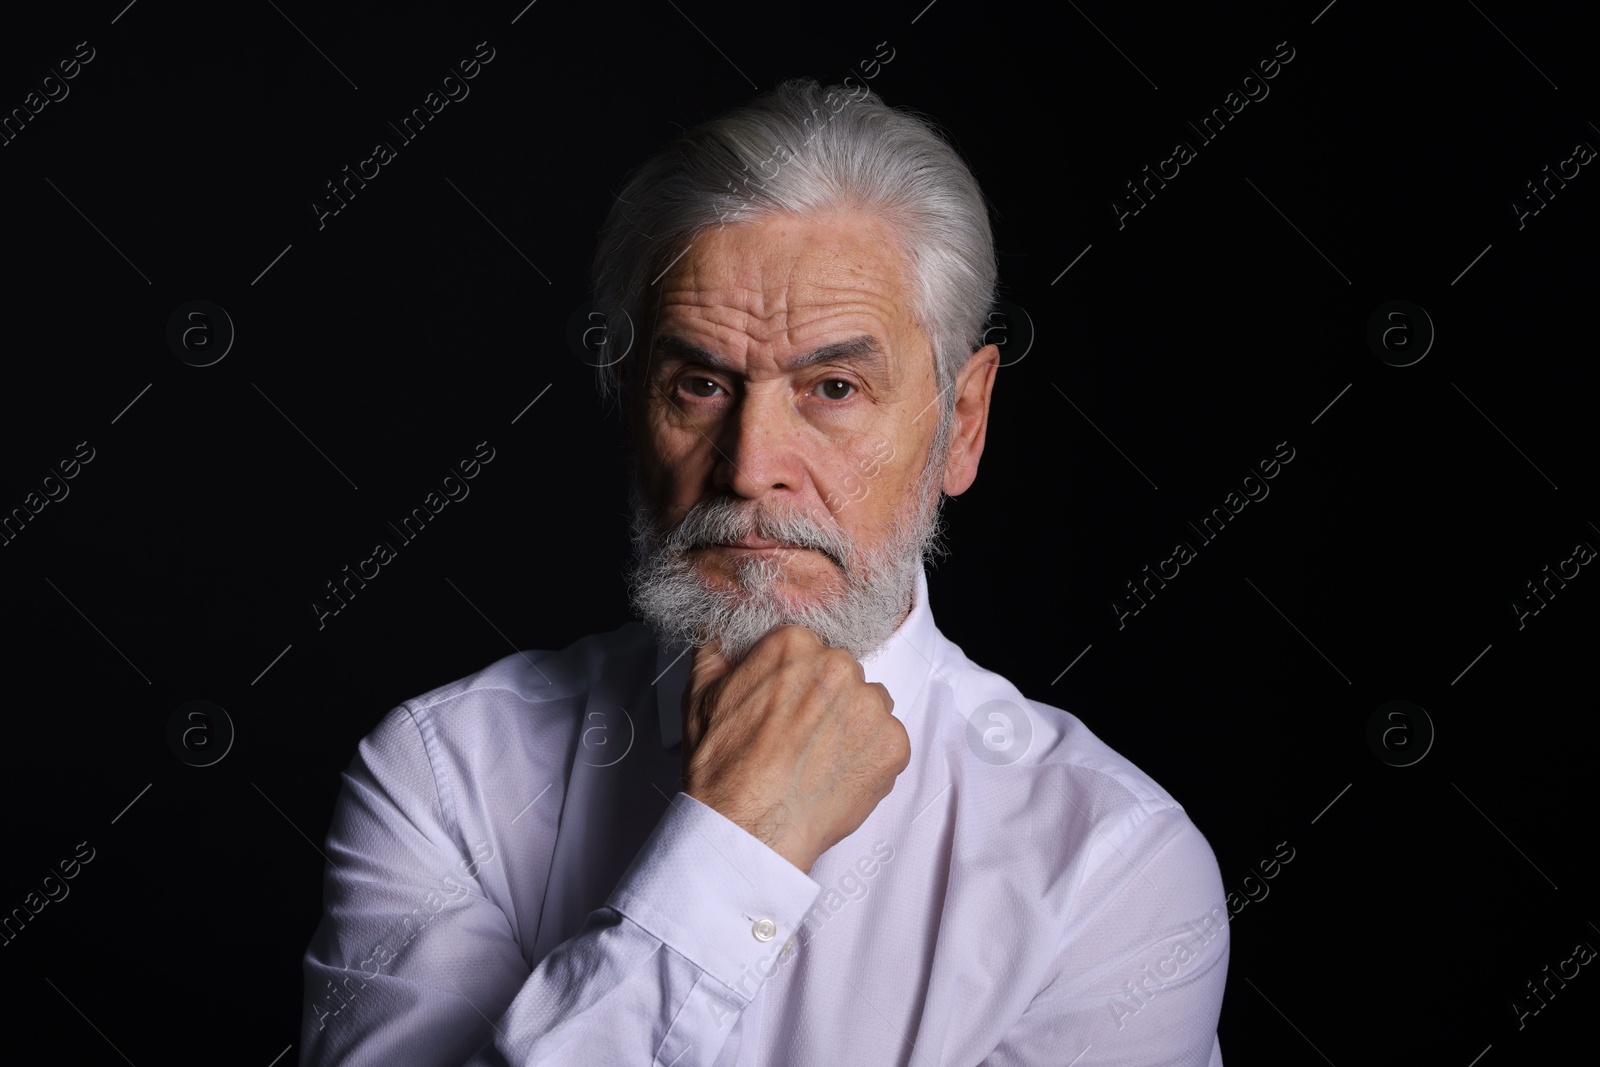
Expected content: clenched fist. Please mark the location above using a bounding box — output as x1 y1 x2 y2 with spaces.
681 625 910 873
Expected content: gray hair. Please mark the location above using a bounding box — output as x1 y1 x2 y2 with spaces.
589 78 999 426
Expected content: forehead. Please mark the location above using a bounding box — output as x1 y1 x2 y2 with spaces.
650 209 921 345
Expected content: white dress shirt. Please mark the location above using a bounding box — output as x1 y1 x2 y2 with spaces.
301 566 1228 1066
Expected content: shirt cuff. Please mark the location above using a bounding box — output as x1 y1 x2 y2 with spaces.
607 792 822 1000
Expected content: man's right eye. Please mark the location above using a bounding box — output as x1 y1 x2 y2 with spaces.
682 378 722 398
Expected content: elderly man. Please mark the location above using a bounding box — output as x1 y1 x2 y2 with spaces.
302 79 1228 1066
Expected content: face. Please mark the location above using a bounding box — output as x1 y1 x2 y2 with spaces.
626 208 997 662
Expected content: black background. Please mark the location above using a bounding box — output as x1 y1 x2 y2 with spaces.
2 1 1595 1063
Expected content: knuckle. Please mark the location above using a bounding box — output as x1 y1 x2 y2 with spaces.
766 626 818 665
824 652 851 672
757 626 798 654
820 647 862 679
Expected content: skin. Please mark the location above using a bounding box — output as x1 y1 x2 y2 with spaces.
629 207 999 871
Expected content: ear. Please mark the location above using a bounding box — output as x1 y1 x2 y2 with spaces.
941 344 999 497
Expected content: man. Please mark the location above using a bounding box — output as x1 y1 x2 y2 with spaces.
302 78 1228 1065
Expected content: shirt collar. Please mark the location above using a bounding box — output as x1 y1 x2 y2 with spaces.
654 565 939 749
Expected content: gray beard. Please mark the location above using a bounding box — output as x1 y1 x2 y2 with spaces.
627 421 952 665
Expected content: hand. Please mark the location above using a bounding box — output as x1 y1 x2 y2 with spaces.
681 626 910 873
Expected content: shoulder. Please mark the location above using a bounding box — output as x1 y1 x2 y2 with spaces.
366 620 656 760
926 633 1227 977
409 620 653 713
933 632 1207 856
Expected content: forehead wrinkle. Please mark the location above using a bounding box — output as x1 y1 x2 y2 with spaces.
652 212 924 380
659 276 788 343
666 232 903 316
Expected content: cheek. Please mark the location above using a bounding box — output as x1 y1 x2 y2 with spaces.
827 440 921 522
639 432 714 509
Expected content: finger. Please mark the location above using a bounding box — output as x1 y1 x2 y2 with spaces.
686 634 731 698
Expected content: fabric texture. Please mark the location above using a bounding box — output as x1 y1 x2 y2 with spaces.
300 567 1228 1065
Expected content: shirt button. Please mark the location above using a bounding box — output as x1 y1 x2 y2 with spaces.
752 918 777 942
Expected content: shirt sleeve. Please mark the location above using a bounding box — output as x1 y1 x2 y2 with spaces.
977 806 1230 1067
300 705 822 1067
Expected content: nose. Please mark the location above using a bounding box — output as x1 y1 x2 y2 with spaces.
713 385 804 501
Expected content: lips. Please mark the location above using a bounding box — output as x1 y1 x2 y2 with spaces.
694 539 844 571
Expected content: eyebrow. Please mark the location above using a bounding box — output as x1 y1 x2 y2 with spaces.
650 334 888 379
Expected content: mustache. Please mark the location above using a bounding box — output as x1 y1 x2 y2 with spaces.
657 497 852 571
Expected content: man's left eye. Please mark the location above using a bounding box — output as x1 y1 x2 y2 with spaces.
816 380 855 400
